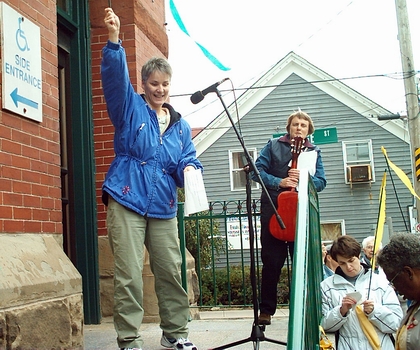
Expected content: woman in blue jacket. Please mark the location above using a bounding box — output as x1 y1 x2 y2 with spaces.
102 8 201 350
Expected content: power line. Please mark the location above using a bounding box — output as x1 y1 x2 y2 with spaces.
170 70 419 100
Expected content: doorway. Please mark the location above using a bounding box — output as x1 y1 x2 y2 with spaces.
57 2 100 324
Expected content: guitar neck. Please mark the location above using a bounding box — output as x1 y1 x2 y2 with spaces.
291 157 299 169
290 136 303 169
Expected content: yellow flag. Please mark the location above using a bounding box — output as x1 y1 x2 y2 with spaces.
355 305 381 349
381 146 420 200
371 171 386 272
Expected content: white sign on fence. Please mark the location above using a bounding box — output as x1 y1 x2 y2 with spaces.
1 2 42 122
226 217 261 250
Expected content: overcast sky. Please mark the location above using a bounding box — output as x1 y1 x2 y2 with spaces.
164 0 420 128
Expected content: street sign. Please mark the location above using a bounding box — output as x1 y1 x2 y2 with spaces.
1 3 42 122
310 127 338 145
273 127 338 145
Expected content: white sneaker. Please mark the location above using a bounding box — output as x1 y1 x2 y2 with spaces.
160 334 197 350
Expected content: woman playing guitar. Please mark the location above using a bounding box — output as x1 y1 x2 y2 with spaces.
251 110 327 326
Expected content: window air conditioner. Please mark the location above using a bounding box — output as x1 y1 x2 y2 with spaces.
347 164 372 182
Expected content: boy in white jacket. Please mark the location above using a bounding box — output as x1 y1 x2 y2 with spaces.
321 235 402 349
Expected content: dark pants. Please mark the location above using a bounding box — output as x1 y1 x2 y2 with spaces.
259 209 294 315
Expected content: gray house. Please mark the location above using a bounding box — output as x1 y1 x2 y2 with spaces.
193 52 414 244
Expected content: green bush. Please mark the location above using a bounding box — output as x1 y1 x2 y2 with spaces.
184 213 225 271
199 265 291 307
177 188 225 272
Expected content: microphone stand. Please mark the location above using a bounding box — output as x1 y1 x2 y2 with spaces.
209 88 286 350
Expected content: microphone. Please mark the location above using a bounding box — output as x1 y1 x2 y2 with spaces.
190 78 229 104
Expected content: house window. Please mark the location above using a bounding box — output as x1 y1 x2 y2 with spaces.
321 220 346 243
342 140 375 184
229 149 260 191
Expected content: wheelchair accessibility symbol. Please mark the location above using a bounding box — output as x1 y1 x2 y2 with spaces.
16 17 30 52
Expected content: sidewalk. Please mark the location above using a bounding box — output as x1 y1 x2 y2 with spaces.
84 309 290 350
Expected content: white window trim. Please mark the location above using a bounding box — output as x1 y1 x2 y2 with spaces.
321 219 346 243
342 139 375 184
228 149 260 192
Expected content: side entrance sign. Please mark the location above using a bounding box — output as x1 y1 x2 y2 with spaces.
1 2 42 122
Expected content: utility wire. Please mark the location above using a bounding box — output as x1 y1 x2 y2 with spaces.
170 70 419 127
171 70 419 100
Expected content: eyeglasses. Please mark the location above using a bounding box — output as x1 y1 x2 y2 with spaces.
388 270 401 288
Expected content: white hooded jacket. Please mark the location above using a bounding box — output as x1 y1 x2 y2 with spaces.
321 264 403 349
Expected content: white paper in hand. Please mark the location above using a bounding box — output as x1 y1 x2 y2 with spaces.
346 291 362 310
297 150 318 176
184 169 209 216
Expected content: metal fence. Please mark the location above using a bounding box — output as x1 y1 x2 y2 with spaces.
178 199 276 308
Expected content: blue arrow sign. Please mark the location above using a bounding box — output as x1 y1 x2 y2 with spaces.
10 88 38 109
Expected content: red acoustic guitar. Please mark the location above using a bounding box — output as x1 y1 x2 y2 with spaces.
269 136 303 241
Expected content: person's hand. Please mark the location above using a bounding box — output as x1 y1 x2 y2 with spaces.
104 8 120 43
362 300 374 315
288 168 300 180
279 176 298 189
340 295 357 316
184 165 195 173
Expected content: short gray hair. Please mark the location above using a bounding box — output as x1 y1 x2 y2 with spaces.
377 233 420 273
141 57 172 83
362 236 374 248
362 235 382 249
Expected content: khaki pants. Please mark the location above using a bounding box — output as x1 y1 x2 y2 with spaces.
107 198 189 348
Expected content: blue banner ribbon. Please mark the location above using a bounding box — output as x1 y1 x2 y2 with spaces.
169 0 230 71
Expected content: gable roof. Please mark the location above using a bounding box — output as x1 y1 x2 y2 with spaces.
193 51 408 157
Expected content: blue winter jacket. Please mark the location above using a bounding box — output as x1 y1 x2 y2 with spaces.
101 40 203 219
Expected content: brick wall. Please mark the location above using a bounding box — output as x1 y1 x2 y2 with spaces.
0 1 61 234
90 0 169 236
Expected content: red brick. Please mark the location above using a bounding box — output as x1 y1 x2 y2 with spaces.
14 207 32 220
3 192 23 206
41 221 57 234
13 181 31 194
33 208 50 221
41 197 55 210
4 220 24 233
11 155 32 170
0 152 12 166
22 170 41 184
25 220 42 233
2 139 22 155
24 195 41 208
0 206 13 219
32 183 49 197
50 209 62 222
0 178 12 192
